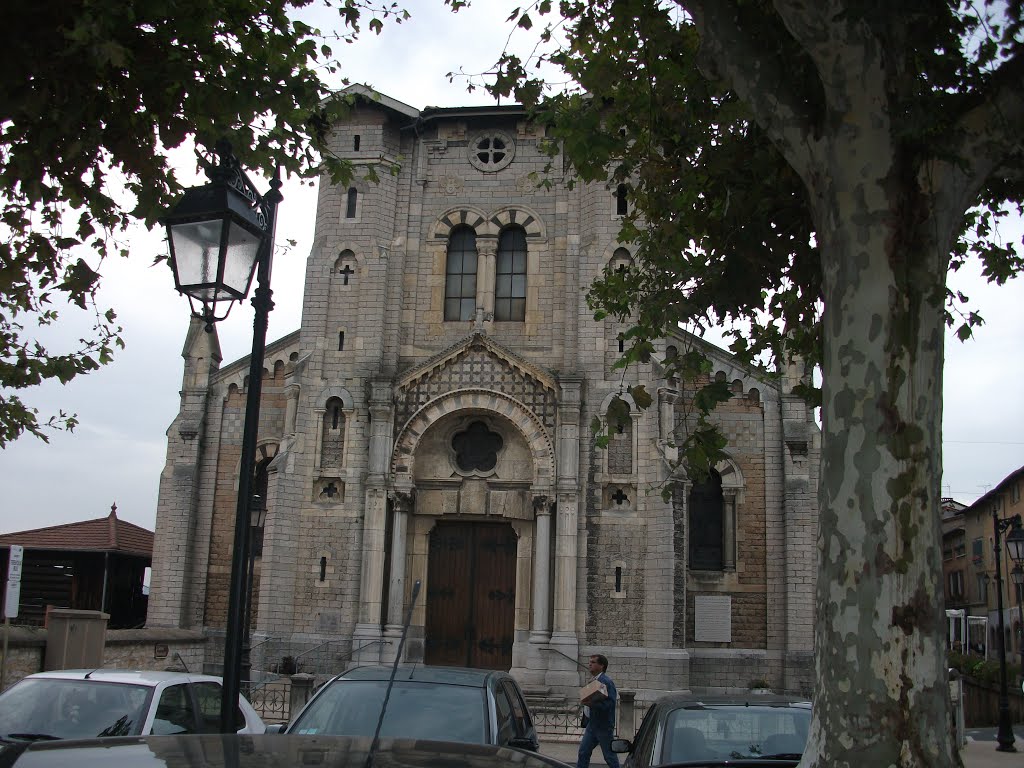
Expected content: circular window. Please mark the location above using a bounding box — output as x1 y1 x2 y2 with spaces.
469 131 515 172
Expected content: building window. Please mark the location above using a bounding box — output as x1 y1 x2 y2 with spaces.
607 410 633 475
353 134 361 151
615 184 628 216
972 537 984 565
948 570 964 600
452 421 503 474
494 226 527 321
468 131 515 172
444 226 478 321
321 397 346 468
345 188 358 219
1012 483 1021 504
977 573 988 604
689 469 724 570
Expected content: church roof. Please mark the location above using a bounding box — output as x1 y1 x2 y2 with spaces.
0 504 153 557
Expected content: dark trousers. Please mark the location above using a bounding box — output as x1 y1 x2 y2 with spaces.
578 724 620 768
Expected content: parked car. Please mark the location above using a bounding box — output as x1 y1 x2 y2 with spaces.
269 664 540 751
612 693 811 767
0 733 572 768
0 670 265 742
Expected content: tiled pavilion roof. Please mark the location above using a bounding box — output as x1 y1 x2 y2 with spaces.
0 504 153 557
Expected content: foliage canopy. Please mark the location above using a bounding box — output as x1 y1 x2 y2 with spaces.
0 0 424 447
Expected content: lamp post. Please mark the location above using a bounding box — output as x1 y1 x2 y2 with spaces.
1007 522 1024 673
162 140 281 732
991 512 1023 752
241 495 268 692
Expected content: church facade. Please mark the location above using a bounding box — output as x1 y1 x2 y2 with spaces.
147 87 820 699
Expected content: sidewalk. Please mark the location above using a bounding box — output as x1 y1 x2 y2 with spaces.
538 738 1024 767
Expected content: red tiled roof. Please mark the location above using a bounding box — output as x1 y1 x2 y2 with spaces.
0 504 152 557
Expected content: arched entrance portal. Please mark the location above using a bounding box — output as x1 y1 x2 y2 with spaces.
425 520 517 669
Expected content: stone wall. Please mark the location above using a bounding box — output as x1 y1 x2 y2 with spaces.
0 626 207 692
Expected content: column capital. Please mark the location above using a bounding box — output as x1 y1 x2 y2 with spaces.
388 488 415 513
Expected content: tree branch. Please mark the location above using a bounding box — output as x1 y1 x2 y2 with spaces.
929 52 1024 219
680 0 819 175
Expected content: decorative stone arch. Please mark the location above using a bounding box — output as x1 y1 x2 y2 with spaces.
232 440 279 491
331 244 368 278
391 388 555 494
607 245 635 271
488 205 547 242
429 206 495 242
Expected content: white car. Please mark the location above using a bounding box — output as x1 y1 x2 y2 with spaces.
0 670 264 742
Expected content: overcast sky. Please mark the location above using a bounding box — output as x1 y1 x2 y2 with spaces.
0 3 1021 535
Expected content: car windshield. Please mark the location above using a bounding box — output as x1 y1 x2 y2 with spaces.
0 678 151 740
662 704 810 763
291 680 487 743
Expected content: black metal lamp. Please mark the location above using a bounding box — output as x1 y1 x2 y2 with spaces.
1006 522 1024 566
163 141 270 329
991 513 1022 752
162 140 282 732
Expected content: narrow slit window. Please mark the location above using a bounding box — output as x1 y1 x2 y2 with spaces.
615 567 622 592
353 134 361 151
345 188 358 219
618 335 625 354
338 331 345 351
615 184 628 216
319 557 327 582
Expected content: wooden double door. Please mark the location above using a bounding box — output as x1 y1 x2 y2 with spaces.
424 521 517 670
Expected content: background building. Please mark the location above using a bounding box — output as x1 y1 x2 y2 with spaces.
147 87 821 700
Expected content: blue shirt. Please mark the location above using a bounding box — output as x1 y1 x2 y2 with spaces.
587 672 617 732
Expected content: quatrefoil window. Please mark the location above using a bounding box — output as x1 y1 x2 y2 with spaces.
469 132 515 172
452 421 503 473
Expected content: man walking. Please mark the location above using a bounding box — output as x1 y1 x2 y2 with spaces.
578 654 619 768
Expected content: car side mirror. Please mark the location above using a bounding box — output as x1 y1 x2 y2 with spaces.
263 723 287 734
611 738 631 753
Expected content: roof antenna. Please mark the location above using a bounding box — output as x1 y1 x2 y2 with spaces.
365 579 421 768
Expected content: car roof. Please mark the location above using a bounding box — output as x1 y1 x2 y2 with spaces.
652 692 812 708
337 664 507 687
3 734 568 767
18 670 223 687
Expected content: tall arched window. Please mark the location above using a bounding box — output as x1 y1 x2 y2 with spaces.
607 411 633 475
345 188 358 219
689 469 724 570
321 397 346 468
444 226 478 321
252 459 270 557
494 226 527 321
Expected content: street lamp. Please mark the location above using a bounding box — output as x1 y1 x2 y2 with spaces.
991 512 1023 752
162 140 282 732
241 495 268 692
1007 522 1024 670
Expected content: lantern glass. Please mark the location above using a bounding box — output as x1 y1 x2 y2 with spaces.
1012 564 1023 588
1005 524 1024 566
164 181 267 318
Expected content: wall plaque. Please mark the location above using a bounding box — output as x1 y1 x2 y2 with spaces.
694 595 732 642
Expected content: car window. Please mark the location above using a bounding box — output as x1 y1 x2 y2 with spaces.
663 705 811 762
0 678 149 740
632 703 660 763
501 681 531 736
193 681 245 732
290 680 487 744
493 684 517 745
151 684 197 735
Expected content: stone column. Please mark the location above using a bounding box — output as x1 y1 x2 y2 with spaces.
384 490 413 643
477 238 497 329
530 496 553 642
548 376 582 687
353 378 394 658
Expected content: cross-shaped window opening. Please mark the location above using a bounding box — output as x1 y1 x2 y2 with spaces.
339 264 355 284
611 487 629 505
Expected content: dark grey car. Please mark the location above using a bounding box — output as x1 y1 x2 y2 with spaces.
274 665 540 752
612 693 811 767
0 734 570 768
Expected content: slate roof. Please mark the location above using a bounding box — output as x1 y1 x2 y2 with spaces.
0 504 152 557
